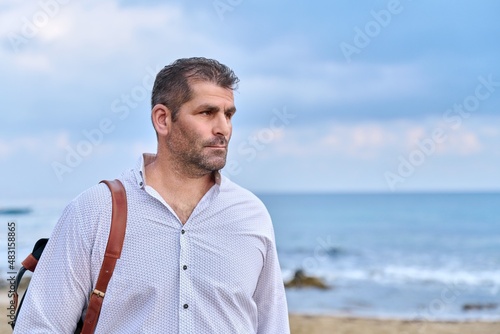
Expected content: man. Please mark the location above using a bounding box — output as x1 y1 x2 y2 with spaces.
14 57 290 333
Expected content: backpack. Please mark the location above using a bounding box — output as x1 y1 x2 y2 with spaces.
11 179 127 334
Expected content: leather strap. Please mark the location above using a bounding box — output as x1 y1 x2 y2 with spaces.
21 254 38 272
80 179 127 334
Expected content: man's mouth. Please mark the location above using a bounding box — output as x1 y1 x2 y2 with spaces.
205 138 228 149
206 145 227 149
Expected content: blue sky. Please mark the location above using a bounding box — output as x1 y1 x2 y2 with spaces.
1 0 500 200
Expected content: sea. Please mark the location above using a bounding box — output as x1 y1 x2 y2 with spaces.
2 193 499 321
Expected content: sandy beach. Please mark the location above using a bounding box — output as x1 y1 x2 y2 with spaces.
1 286 498 334
289 314 500 333
2 313 499 334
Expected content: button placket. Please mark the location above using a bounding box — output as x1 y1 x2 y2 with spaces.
178 228 192 322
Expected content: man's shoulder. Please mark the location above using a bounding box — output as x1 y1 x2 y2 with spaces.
219 175 270 218
220 175 265 203
67 181 117 221
74 181 115 204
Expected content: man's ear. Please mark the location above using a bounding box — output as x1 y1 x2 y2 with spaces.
151 104 172 136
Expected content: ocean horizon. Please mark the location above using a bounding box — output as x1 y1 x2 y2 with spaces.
2 192 499 321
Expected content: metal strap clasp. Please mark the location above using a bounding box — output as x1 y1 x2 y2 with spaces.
91 289 105 298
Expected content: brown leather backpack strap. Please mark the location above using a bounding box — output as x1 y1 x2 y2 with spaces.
80 179 127 334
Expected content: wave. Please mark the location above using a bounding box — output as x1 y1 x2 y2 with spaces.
376 266 500 286
280 244 500 288
281 245 355 258
310 266 500 288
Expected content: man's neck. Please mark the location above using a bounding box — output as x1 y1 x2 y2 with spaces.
143 153 216 224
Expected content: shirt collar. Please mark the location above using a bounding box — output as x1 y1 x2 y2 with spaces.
133 154 148 189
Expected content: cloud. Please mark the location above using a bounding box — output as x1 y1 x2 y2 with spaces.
435 131 482 156
0 1 261 135
321 123 398 159
239 117 495 164
0 136 40 158
480 125 500 138
0 1 185 75
0 130 121 164
242 60 428 106
1 0 500 195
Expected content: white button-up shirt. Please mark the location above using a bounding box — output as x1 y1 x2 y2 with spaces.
14 154 290 333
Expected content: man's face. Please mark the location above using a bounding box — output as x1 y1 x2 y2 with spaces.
165 81 236 176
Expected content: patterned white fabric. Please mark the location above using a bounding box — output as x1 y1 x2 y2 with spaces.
14 154 290 333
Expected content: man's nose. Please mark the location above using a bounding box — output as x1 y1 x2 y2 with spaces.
213 112 231 138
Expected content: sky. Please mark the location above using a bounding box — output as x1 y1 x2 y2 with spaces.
1 0 500 200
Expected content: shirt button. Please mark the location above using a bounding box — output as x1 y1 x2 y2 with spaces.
181 229 185 234
183 265 187 270
183 304 189 309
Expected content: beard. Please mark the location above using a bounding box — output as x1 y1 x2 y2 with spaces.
166 130 229 176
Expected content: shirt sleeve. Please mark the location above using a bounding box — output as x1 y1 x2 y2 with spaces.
13 200 94 333
253 229 290 334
